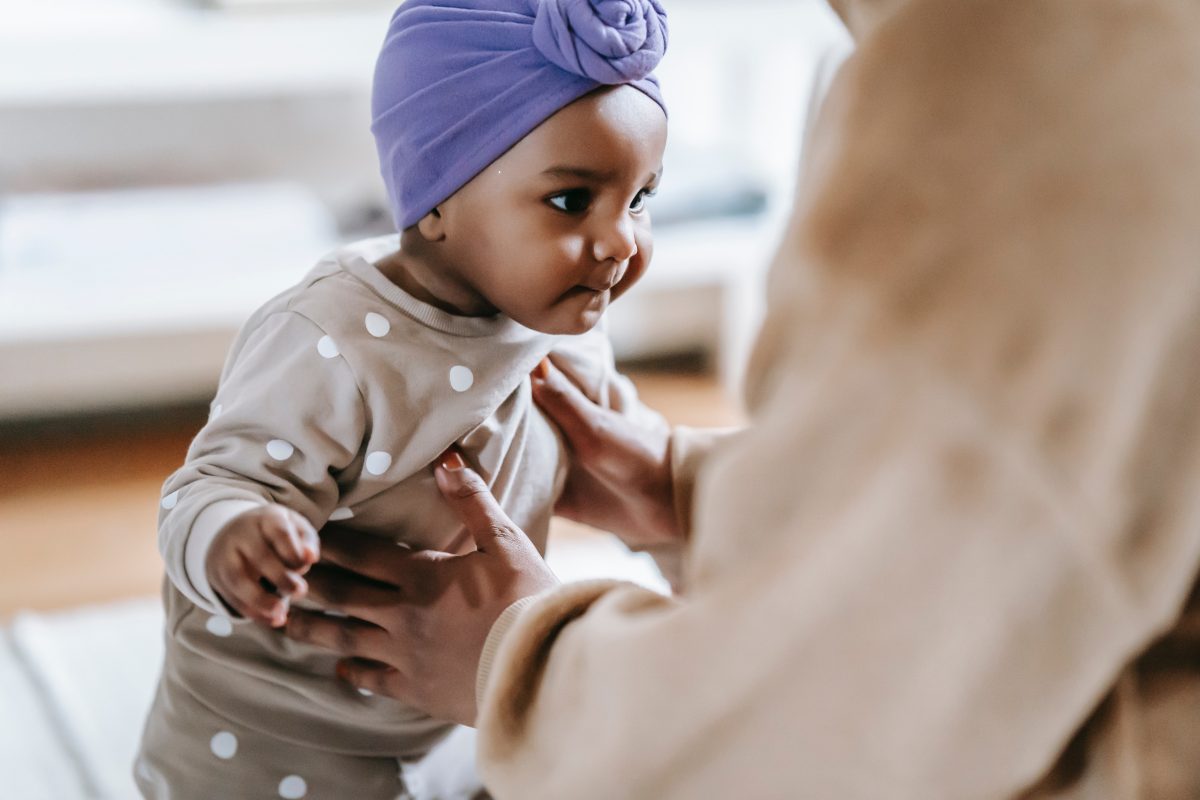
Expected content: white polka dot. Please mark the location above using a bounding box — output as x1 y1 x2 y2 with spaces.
316 335 340 359
267 439 295 461
365 451 392 476
210 731 238 760
206 615 233 637
209 403 223 421
449 365 474 392
328 507 354 522
364 312 391 338
358 687 374 697
278 775 307 799
161 491 179 510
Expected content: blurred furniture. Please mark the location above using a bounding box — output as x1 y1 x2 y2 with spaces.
0 0 848 419
0 181 782 417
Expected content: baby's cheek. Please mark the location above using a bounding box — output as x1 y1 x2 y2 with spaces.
513 273 566 314
634 225 654 267
553 233 587 266
489 281 561 332
613 249 650 302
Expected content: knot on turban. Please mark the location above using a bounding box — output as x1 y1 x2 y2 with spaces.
371 0 669 231
532 0 668 84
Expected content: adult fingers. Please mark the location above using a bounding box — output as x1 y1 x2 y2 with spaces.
336 658 409 701
319 526 413 584
530 356 608 458
433 450 525 554
284 609 390 662
304 564 403 622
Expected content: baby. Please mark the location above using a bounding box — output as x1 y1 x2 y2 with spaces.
133 0 669 798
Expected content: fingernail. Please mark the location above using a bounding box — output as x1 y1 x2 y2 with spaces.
440 451 465 471
532 358 550 380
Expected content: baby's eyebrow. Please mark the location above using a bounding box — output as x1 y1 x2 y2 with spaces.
541 166 618 182
541 165 663 184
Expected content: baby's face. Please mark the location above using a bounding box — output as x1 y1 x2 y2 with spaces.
437 85 668 335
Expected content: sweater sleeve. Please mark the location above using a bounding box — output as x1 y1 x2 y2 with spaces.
473 2 1200 795
475 323 1200 800
158 310 366 614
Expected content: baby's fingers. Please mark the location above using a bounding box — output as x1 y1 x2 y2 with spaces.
235 529 308 599
259 555 309 600
260 507 320 571
215 556 289 627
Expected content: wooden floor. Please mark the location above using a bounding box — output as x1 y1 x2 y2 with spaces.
0 369 741 619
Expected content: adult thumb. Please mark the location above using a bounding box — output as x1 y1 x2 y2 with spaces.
433 450 526 554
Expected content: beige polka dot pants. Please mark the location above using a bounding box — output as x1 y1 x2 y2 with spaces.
134 678 412 800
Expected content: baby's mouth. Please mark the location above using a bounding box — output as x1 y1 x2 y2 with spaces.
566 285 609 298
580 268 626 293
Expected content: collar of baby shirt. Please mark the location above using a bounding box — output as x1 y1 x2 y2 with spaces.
338 237 535 341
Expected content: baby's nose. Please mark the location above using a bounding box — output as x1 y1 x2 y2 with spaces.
592 216 638 263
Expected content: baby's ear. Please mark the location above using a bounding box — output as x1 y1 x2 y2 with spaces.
415 207 446 241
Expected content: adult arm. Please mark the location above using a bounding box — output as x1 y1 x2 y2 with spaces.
473 2 1200 797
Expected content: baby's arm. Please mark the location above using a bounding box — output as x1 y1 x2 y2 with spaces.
158 310 366 619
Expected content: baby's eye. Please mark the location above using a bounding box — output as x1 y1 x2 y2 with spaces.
630 188 658 213
547 189 592 214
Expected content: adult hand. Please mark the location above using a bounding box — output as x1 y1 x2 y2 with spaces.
284 450 559 726
532 357 682 548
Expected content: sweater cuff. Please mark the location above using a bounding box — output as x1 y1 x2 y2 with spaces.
476 595 544 709
476 579 628 758
185 499 265 615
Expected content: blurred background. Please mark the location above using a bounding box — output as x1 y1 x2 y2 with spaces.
0 0 849 796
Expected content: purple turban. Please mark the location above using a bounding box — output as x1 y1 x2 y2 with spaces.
371 0 669 231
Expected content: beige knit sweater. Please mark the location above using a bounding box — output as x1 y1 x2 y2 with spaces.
474 0 1200 797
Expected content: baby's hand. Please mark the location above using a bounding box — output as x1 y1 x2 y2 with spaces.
206 504 320 627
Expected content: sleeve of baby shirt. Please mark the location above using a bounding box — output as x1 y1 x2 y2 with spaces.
157 310 367 615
